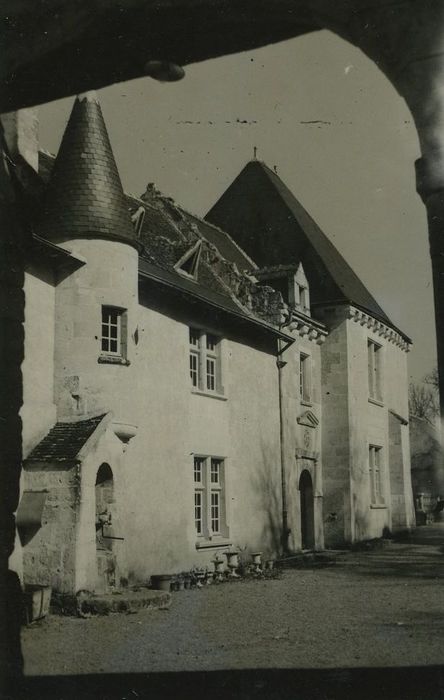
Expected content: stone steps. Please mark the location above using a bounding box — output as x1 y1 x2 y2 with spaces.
52 587 171 617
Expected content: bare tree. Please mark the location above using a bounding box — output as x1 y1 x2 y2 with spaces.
424 368 439 390
409 369 439 424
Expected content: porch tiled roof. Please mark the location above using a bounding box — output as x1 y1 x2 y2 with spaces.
26 414 106 462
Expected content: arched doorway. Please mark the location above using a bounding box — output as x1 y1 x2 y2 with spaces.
95 463 116 591
299 469 315 550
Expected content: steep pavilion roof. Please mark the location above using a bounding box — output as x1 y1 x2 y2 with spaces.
206 160 404 335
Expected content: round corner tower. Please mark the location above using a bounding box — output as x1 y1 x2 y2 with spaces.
36 91 139 422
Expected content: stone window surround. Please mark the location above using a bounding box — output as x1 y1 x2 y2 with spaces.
368 444 386 508
189 326 225 398
299 351 312 404
193 454 229 548
367 338 383 404
99 305 129 365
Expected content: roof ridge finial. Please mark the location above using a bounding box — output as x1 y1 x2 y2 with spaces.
77 90 99 104
253 146 258 160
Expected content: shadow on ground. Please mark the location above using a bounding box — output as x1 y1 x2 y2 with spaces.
334 544 444 581
5 666 444 700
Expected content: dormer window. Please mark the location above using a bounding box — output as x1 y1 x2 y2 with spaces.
131 206 145 238
175 241 202 281
293 264 310 316
255 262 310 316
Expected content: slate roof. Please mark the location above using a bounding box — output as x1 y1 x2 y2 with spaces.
205 160 400 333
36 92 136 247
26 414 106 462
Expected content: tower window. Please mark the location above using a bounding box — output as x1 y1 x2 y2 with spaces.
101 306 127 360
368 340 382 402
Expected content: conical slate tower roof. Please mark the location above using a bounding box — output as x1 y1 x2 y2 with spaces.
206 160 395 329
37 92 136 246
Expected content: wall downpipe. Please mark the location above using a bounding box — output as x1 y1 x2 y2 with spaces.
277 335 291 555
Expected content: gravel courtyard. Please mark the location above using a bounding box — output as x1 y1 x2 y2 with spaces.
22 541 444 676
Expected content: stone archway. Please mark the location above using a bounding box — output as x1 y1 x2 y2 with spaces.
299 469 315 550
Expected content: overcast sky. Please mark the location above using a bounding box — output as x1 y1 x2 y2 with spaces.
38 30 436 383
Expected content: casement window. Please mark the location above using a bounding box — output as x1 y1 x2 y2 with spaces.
100 306 128 360
369 445 384 505
368 340 382 401
193 456 228 539
299 353 311 403
189 328 222 394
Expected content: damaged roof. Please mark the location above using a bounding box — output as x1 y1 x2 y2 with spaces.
38 149 292 336
26 414 106 463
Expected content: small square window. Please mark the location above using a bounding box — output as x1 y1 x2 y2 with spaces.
101 306 127 358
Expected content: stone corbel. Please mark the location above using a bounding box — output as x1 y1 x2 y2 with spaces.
346 307 357 320
111 422 138 452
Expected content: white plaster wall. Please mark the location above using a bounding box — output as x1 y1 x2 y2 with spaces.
347 318 414 539
21 266 57 455
118 303 285 579
53 238 139 422
118 300 193 580
222 338 281 559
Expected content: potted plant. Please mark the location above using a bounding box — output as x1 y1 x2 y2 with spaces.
251 552 262 572
212 553 225 581
225 549 240 577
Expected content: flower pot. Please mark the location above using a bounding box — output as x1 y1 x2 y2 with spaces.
224 550 239 567
150 575 172 592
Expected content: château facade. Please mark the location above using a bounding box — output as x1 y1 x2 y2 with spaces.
4 93 415 595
